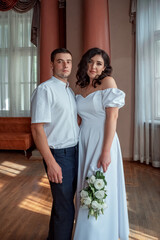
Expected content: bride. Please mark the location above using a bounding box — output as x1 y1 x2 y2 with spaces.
73 48 129 240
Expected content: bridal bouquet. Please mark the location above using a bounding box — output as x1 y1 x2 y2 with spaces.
80 171 107 220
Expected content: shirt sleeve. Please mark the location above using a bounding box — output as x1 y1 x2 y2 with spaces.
31 85 52 123
102 88 125 109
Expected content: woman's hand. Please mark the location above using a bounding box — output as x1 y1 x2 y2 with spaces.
97 152 111 172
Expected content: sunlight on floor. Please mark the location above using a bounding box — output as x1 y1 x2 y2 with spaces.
129 229 158 240
0 161 26 177
18 192 51 215
0 182 4 190
38 174 50 188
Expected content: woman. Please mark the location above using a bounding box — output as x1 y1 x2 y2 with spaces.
73 48 129 240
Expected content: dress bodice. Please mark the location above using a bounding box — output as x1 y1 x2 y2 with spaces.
76 88 125 123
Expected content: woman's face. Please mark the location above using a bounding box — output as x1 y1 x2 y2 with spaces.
87 54 105 80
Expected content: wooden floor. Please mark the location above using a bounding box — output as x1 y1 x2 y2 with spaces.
0 150 159 240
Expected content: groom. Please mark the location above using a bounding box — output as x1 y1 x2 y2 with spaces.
31 48 79 240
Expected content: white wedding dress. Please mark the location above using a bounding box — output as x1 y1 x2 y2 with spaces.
73 88 129 240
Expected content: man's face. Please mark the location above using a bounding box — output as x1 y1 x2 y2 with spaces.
52 53 72 82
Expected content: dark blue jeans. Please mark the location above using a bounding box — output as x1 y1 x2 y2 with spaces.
43 144 78 240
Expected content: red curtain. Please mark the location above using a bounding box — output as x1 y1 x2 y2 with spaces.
0 0 18 11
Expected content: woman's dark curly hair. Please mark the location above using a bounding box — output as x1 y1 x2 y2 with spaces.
76 47 112 88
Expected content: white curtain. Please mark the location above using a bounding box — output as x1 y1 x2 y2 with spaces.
0 9 37 117
134 0 160 167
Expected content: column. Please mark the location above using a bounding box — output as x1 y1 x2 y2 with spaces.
40 0 59 83
83 0 111 56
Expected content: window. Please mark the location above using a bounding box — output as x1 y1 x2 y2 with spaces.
134 0 160 167
0 9 37 117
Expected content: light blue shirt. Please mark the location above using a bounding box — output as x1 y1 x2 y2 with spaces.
31 76 79 149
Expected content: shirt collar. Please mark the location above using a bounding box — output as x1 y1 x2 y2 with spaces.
51 76 69 87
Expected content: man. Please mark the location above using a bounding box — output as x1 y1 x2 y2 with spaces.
31 48 79 240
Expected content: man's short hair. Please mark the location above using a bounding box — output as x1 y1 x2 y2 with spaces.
51 48 72 62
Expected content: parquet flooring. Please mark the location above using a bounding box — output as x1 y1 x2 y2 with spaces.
124 161 160 240
0 150 159 240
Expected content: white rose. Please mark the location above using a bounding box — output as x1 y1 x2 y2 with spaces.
94 190 105 200
80 190 88 198
86 179 90 184
81 204 88 209
97 203 102 210
89 175 96 184
80 197 85 204
91 200 99 209
91 200 101 210
102 202 107 209
94 179 105 190
83 197 91 206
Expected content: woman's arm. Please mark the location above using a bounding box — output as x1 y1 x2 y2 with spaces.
97 107 119 172
31 123 62 183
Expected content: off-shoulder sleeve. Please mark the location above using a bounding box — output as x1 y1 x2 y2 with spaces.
102 88 125 109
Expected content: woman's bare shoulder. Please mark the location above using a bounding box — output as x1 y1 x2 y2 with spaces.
101 76 117 90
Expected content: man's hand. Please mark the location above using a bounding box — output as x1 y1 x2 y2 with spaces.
31 123 63 183
47 160 63 184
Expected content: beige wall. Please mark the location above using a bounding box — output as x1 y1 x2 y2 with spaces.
66 0 83 92
66 0 134 159
109 0 134 159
